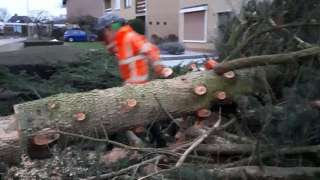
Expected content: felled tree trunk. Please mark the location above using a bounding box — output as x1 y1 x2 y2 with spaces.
0 116 20 164
14 69 253 149
0 47 319 164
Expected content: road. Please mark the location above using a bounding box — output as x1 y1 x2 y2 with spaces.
0 37 26 46
0 37 26 53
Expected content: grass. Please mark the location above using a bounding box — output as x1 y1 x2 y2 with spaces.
67 42 105 51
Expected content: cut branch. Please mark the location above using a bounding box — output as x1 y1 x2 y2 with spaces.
196 143 255 155
216 47 320 74
211 166 320 180
175 118 236 167
221 144 320 168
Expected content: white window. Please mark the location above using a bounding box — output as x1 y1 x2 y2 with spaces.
105 0 112 10
124 0 132 8
180 5 208 43
114 0 121 10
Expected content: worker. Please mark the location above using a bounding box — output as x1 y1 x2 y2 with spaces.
96 14 172 85
96 14 171 147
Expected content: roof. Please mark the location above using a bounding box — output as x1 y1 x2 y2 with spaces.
7 15 32 23
53 17 67 24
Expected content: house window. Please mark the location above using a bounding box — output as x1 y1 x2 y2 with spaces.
105 0 112 11
218 12 233 32
156 22 160 25
181 5 208 42
63 0 67 6
149 21 152 25
163 22 167 25
124 0 132 8
114 0 121 10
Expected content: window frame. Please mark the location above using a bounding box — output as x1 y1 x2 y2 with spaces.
114 0 121 10
124 0 132 8
180 5 208 43
104 0 112 11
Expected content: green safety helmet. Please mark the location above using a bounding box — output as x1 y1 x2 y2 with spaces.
95 14 126 31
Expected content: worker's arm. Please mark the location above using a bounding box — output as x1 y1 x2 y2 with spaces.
132 34 172 77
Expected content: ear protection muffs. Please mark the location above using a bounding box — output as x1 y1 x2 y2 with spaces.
111 22 122 30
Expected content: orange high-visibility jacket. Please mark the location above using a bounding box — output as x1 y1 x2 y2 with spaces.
112 25 162 84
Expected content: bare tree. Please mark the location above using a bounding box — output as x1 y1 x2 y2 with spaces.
29 10 52 39
0 8 9 21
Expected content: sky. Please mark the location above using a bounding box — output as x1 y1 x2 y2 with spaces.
0 0 66 18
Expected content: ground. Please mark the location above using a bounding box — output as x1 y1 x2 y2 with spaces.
67 42 105 51
0 42 99 66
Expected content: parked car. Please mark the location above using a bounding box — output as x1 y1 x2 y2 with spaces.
64 29 97 42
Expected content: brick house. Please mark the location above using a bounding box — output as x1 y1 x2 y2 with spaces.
64 0 244 51
179 0 244 51
6 15 33 35
65 0 146 20
64 0 179 38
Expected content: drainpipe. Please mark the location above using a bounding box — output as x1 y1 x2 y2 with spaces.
145 0 148 38
179 0 183 43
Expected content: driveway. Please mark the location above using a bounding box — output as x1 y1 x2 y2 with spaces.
161 50 218 67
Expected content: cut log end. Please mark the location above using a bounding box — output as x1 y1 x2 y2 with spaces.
174 131 186 143
189 63 198 71
214 91 227 100
32 128 60 146
197 108 212 118
74 112 86 121
47 102 58 110
194 85 207 96
162 67 173 78
310 100 320 109
127 99 138 108
223 71 236 79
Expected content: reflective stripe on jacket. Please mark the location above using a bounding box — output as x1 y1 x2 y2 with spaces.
113 25 161 84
